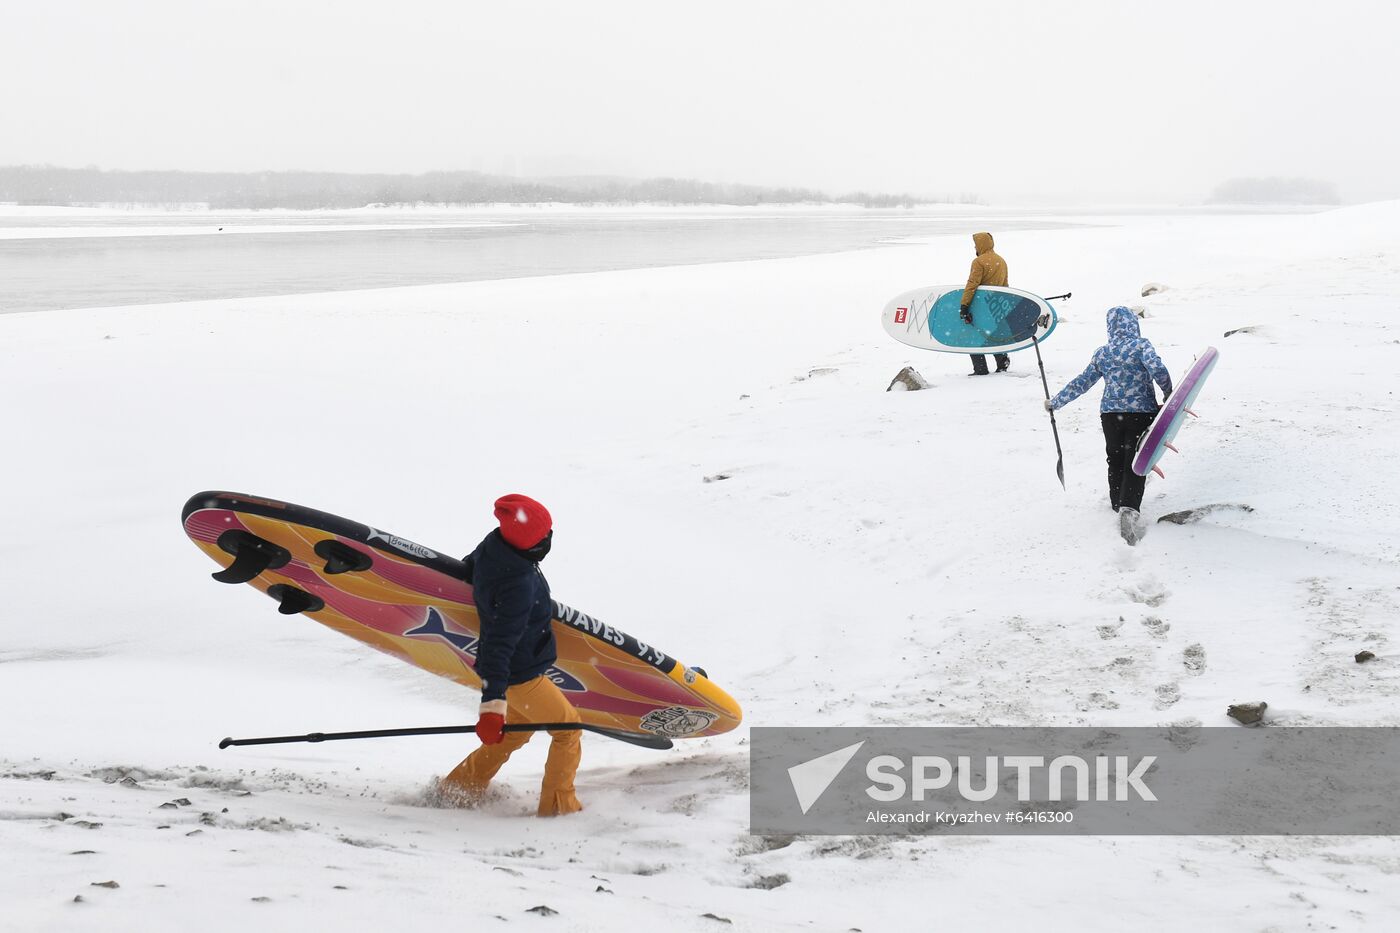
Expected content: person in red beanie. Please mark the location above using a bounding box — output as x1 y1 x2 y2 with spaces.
438 494 583 816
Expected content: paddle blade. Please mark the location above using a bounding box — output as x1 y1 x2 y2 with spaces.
585 725 674 750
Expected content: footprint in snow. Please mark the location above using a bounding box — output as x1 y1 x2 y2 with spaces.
1141 617 1171 639
1080 692 1120 711
1124 581 1170 607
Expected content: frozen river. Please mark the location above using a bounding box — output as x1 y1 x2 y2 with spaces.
0 208 1083 314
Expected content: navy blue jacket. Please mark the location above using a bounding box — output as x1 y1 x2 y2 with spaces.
466 529 557 703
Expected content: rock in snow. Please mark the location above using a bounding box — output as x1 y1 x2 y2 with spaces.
1157 503 1255 525
886 366 930 391
1227 702 1268 725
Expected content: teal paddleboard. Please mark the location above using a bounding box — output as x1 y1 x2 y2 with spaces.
882 285 1058 354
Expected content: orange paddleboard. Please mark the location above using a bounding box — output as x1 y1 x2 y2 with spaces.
182 491 741 743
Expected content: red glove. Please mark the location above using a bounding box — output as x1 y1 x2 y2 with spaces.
476 699 508 745
476 712 504 745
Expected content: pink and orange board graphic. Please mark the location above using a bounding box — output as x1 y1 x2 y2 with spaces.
182 492 741 742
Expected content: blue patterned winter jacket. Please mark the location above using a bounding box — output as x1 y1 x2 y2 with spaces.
1049 306 1173 413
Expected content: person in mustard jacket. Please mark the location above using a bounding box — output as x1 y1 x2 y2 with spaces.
438 494 583 816
960 231 1011 375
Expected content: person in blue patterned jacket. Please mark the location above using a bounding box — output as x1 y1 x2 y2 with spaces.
1046 306 1173 541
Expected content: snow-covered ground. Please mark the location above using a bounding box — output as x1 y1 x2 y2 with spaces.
3 205 1398 931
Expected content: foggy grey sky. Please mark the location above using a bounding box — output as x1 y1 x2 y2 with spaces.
3 0 1397 204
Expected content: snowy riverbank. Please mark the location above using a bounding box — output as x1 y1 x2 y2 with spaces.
3 204 1398 931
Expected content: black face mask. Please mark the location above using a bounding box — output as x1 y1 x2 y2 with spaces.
518 529 553 563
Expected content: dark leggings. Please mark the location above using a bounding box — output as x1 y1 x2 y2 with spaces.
1101 412 1156 511
970 353 1010 374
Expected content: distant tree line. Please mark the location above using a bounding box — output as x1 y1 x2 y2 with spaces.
0 165 959 209
1208 176 1340 205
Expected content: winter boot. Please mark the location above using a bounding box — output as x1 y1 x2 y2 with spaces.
1118 508 1147 546
970 354 990 376
994 354 1011 373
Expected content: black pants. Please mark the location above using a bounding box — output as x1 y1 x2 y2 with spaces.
1101 412 1155 512
970 353 1010 374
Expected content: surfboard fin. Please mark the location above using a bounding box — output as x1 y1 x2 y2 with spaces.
1185 409 1199 418
314 539 373 575
267 584 325 615
1152 465 1166 479
1164 442 1179 454
212 531 291 584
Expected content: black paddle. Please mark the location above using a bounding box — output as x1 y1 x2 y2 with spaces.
1031 291 1070 489
219 722 674 751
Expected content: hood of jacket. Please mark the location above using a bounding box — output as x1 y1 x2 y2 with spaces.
1106 305 1140 342
973 231 994 256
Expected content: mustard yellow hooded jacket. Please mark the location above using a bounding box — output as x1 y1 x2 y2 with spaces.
960 231 1008 308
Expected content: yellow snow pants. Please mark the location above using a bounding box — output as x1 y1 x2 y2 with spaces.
440 674 583 817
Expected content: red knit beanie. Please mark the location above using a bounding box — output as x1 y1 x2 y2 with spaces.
493 494 552 549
